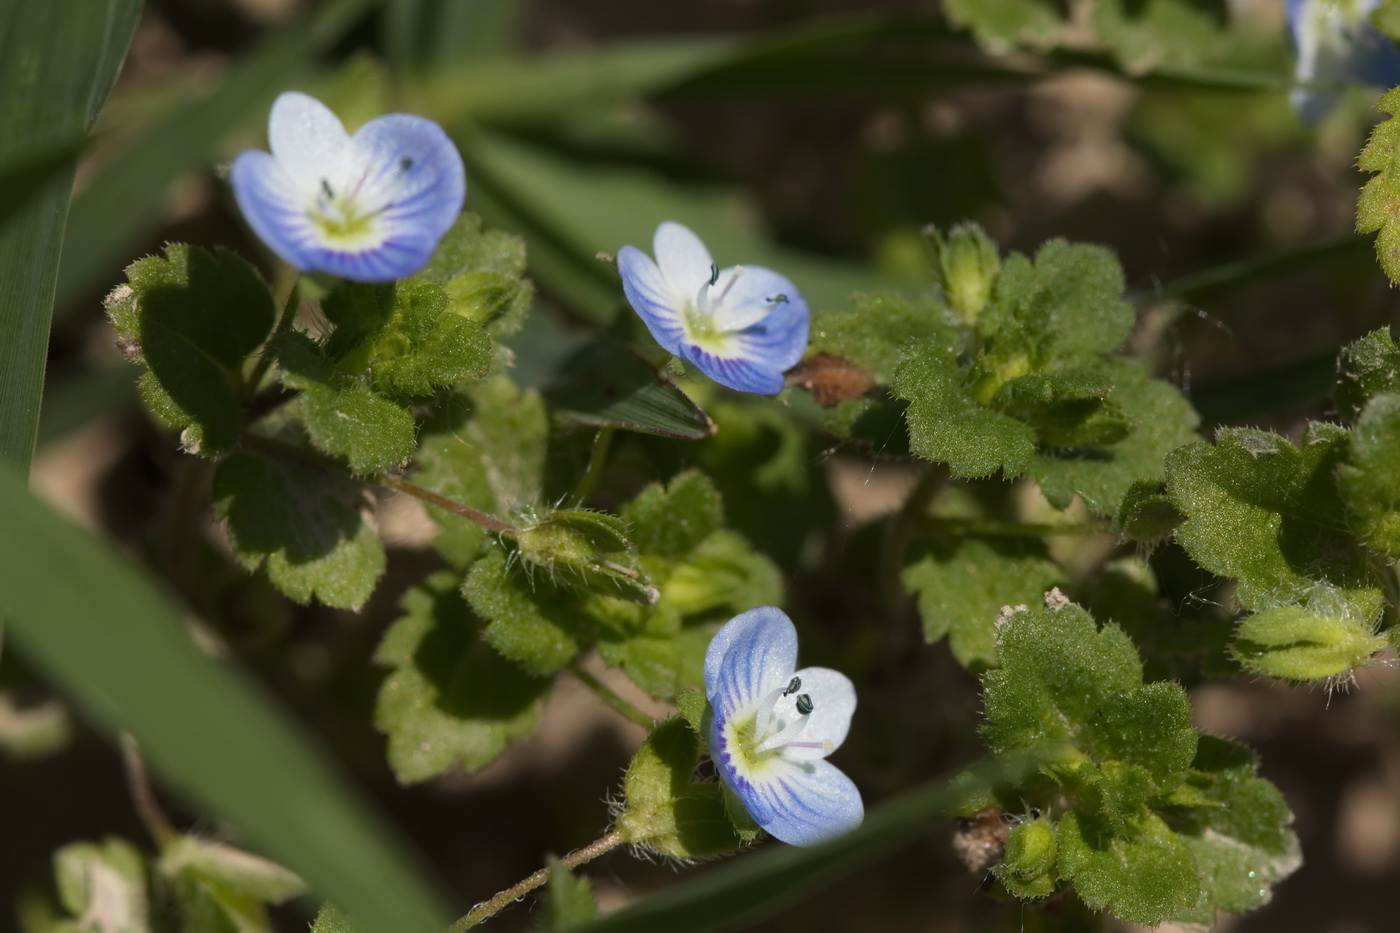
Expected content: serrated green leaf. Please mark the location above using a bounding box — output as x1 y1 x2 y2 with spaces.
673 690 708 738
1165 423 1377 609
1338 392 1400 556
902 536 1065 671
620 470 724 560
55 838 149 933
809 292 959 384
1056 810 1200 926
1094 0 1226 70
1335 328 1400 423
410 212 534 338
310 904 358 933
541 855 599 932
1088 682 1197 792
105 245 276 456
942 0 1063 50
1116 480 1184 543
894 352 1037 478
1358 87 1400 284
374 572 551 783
1030 367 1199 514
544 340 714 440
274 333 418 474
160 837 306 904
617 718 747 857
212 450 385 610
415 377 548 566
464 550 583 676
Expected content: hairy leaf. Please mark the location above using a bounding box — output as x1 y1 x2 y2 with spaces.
410 212 534 338
463 549 584 677
942 0 1063 50
541 856 599 932
1334 328 1400 423
1358 87 1400 284
1338 392 1400 557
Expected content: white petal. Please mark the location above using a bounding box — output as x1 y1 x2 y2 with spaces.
704 607 797 715
349 113 465 239
230 150 323 271
781 667 856 760
748 758 864 847
267 91 359 197
653 221 713 300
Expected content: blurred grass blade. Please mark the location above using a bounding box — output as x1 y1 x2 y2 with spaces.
387 0 522 80
0 136 87 228
57 0 378 315
0 0 140 472
464 129 885 324
545 341 715 439
1129 235 1368 306
0 463 452 933
384 0 429 79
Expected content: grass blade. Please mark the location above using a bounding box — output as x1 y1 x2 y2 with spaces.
0 463 452 933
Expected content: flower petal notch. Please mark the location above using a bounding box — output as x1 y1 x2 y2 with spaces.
231 91 466 282
705 606 862 846
617 222 809 395
1286 0 1400 123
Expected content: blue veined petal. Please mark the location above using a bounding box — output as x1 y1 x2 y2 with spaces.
351 113 465 245
709 265 802 332
780 666 856 761
618 245 686 354
681 343 785 395
746 758 864 847
733 287 809 372
703 607 797 715
654 221 713 298
230 150 324 273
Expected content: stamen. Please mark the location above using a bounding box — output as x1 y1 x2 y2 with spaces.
709 264 720 286
753 685 788 740
716 266 745 304
754 706 812 754
795 693 814 715
783 677 801 697
400 157 414 172
321 179 334 199
768 294 789 305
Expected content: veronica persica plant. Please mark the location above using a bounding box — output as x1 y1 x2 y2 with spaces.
705 607 862 846
618 222 809 395
231 91 466 281
1286 0 1400 122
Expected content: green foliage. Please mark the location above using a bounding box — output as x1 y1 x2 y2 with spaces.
515 508 658 604
161 836 306 933
941 0 1063 51
374 572 552 783
902 537 1064 670
927 221 1001 325
1334 328 1400 423
966 599 1299 925
106 245 275 456
1338 392 1400 556
1358 87 1400 285
1093 0 1226 70
53 838 149 933
416 376 549 567
464 549 584 677
409 212 534 339
540 856 599 932
617 718 748 858
1165 423 1379 610
213 449 385 610
1232 603 1386 682
544 340 714 440
1116 480 1184 543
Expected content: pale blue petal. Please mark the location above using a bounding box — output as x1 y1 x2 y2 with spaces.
781 666 856 761
1352 24 1400 89
734 286 809 371
230 150 323 272
351 113 465 245
654 221 713 298
680 344 786 395
747 759 864 847
618 245 685 354
709 266 802 332
704 607 797 715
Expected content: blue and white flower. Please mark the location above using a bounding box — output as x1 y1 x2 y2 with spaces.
231 91 465 282
1287 0 1400 122
705 607 862 847
617 222 809 395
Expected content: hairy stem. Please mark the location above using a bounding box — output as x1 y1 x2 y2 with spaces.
569 661 656 729
375 473 516 535
121 734 176 847
570 426 616 506
449 831 625 931
246 279 301 394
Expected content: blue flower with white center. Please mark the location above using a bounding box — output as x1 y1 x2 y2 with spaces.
705 606 862 847
617 222 809 395
230 91 465 282
1287 0 1400 123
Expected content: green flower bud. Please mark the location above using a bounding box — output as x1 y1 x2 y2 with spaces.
927 221 1001 326
514 508 658 605
1232 606 1386 682
995 816 1058 899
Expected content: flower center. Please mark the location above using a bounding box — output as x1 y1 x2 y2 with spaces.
725 676 832 774
307 158 414 245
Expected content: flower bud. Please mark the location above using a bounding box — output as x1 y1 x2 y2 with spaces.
995 816 1058 899
1232 606 1386 681
927 221 1001 326
514 509 658 604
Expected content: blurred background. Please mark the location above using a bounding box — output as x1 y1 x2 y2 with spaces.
8 0 1400 930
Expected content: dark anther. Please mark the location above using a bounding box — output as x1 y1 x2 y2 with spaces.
795 694 814 716
321 179 334 199
783 676 802 696
768 294 790 304
1028 807 1042 820
709 263 720 286
400 157 414 172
